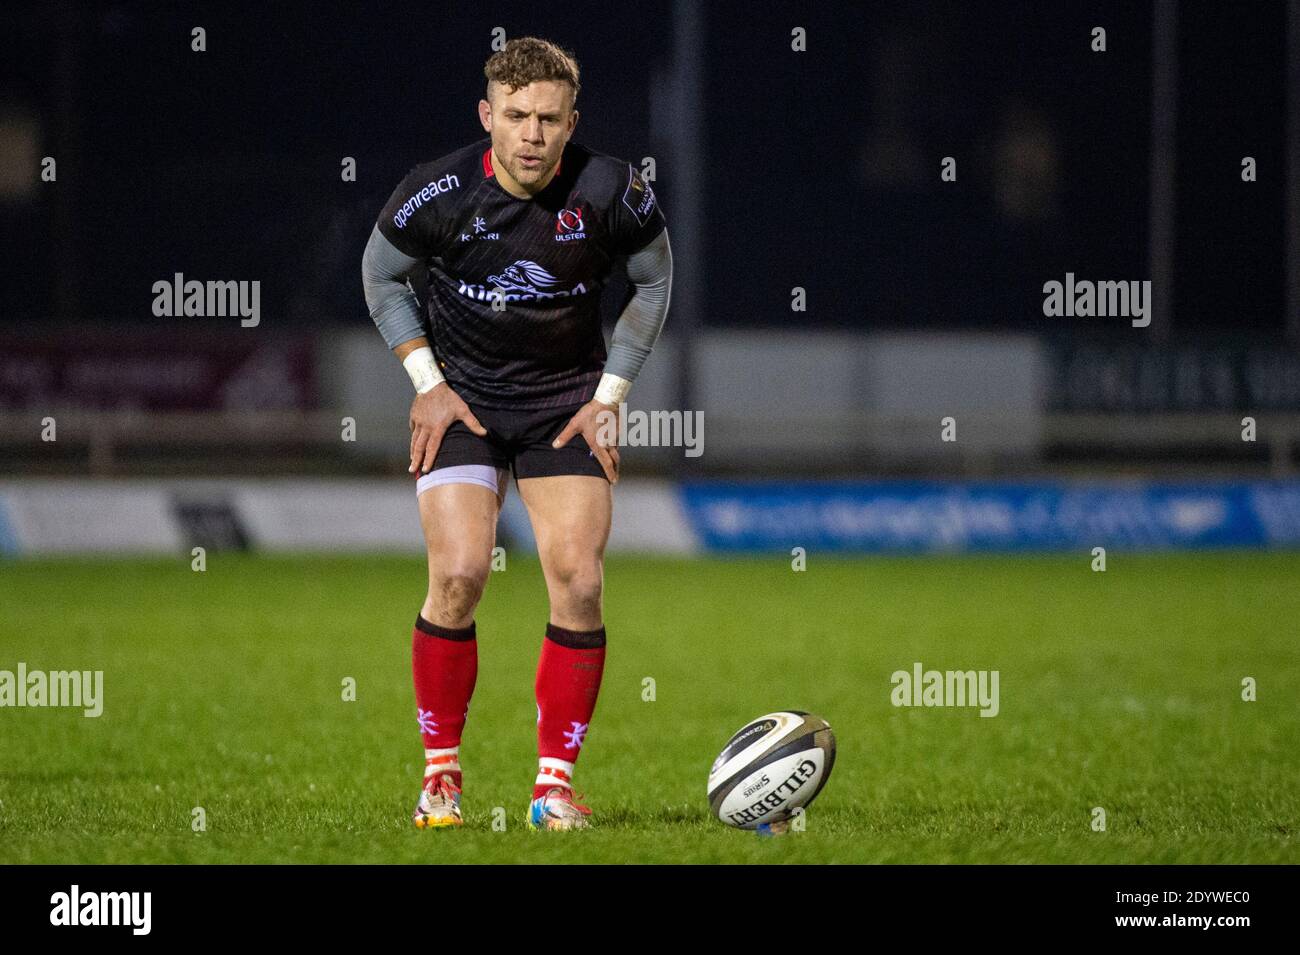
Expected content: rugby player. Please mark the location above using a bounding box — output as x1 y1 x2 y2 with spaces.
361 37 672 831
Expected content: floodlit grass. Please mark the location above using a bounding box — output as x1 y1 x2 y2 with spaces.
1 552 1296 863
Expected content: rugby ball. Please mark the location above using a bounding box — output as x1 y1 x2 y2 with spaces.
707 710 835 829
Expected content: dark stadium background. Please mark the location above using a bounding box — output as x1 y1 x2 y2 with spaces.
3 1 1289 363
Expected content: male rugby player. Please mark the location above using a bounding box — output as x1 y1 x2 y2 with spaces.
361 37 671 830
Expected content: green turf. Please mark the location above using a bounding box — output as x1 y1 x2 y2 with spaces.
0 551 1296 863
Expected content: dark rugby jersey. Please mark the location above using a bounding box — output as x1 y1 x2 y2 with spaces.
376 138 667 409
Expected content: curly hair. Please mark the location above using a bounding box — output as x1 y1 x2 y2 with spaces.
484 37 580 106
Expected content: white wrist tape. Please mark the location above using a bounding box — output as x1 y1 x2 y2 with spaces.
402 346 445 394
594 372 631 407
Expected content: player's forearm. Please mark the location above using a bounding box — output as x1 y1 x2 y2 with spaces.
360 227 445 393
601 229 673 401
361 224 428 350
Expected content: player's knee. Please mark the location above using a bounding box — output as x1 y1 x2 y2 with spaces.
550 559 603 616
429 566 489 620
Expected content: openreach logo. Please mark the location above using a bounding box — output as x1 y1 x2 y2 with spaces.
890 662 999 717
151 273 260 327
1042 272 1152 328
393 173 460 228
0 663 103 717
595 404 704 458
50 885 151 935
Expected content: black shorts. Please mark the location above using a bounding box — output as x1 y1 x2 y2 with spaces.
414 400 607 495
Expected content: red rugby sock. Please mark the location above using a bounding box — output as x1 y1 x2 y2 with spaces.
533 623 606 799
412 616 477 788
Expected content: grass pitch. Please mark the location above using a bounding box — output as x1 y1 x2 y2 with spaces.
1 551 1296 864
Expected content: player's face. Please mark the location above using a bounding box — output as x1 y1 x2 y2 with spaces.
480 80 577 193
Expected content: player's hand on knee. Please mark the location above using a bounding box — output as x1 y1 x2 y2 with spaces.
553 399 621 484
408 385 487 474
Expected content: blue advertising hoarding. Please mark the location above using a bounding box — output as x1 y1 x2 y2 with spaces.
680 480 1300 553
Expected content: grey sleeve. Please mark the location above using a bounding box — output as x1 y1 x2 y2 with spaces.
361 225 428 350
604 228 672 382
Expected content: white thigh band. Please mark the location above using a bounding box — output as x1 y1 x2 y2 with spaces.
415 464 508 497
